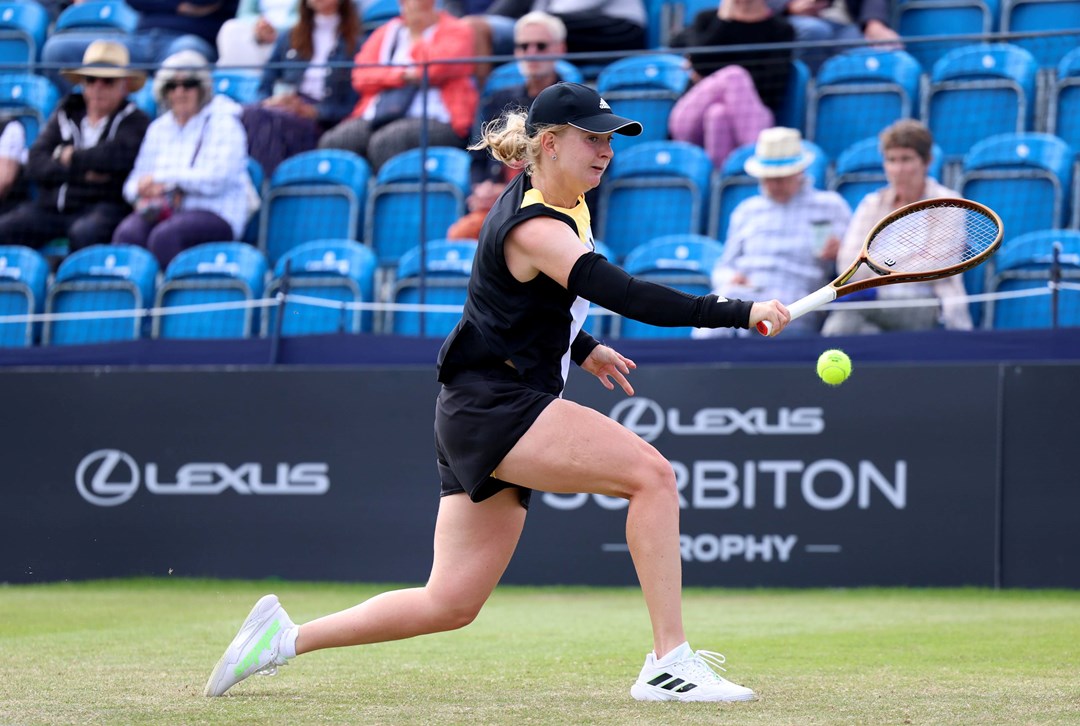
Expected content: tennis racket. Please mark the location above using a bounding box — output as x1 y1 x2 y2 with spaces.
758 198 1003 335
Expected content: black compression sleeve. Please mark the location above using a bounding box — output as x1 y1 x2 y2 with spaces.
570 329 601 365
567 252 754 329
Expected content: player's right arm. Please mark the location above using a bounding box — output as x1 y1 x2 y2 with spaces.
505 216 789 333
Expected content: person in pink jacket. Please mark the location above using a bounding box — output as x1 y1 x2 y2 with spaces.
318 0 478 171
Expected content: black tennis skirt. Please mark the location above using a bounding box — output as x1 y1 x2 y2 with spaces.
434 365 557 509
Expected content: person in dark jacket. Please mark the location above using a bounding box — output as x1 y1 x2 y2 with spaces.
0 41 150 253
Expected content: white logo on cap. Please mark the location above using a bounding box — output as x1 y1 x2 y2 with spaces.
599 97 610 110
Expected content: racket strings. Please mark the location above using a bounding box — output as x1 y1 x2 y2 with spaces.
867 203 1000 274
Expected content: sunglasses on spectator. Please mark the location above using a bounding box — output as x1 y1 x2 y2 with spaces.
82 76 117 86
515 41 551 52
163 78 201 92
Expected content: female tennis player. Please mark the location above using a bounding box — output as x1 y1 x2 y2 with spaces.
205 82 790 702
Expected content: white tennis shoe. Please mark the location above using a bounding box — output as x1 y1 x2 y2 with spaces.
204 594 296 697
630 642 756 702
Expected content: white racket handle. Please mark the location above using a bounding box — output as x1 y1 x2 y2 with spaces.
757 286 838 336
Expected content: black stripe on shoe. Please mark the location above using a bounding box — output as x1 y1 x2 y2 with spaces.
647 673 701 692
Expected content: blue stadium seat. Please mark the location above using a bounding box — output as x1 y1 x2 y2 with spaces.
894 0 1000 72
1046 47 1080 169
830 136 946 210
366 146 470 268
260 149 371 266
597 140 713 262
0 73 58 143
43 244 159 345
776 59 810 133
263 238 377 335
0 245 47 347
362 0 399 36
986 229 1080 328
595 54 690 154
923 43 1039 168
389 239 475 336
1000 0 1080 68
807 49 923 163
707 138 828 242
211 69 262 105
152 242 268 339
52 0 139 33
959 132 1073 239
0 0 48 65
615 234 724 338
958 132 1073 325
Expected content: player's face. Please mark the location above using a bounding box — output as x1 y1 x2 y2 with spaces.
884 146 929 199
561 127 614 190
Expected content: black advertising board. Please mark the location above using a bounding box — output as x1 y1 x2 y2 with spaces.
0 363 1074 587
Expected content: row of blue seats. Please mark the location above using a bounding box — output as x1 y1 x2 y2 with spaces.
3 224 1078 348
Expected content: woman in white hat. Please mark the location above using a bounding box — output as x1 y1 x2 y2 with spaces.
0 40 150 253
113 51 252 268
699 126 852 337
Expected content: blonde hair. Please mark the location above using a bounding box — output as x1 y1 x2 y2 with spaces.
469 110 569 176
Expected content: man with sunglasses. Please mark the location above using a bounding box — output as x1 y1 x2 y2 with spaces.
471 11 569 188
0 41 150 259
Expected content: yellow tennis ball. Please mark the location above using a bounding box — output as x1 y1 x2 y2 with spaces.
816 349 852 386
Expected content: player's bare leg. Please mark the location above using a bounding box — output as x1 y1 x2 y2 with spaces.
295 488 526 652
494 399 755 702
492 398 687 658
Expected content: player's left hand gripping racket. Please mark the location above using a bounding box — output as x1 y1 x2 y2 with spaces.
758 198 1003 335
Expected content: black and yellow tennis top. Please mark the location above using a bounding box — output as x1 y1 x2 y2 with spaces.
437 171 594 395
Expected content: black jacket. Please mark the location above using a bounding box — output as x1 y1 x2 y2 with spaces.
26 94 150 213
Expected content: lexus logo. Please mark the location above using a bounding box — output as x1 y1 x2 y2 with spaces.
609 398 666 442
76 449 140 506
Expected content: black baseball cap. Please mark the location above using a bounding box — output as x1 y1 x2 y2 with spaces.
526 82 643 137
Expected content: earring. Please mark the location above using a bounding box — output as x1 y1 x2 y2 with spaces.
551 154 557 160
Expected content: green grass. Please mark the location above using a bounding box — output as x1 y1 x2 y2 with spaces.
1 580 1078 725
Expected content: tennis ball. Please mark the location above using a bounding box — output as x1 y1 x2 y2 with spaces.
816 349 852 386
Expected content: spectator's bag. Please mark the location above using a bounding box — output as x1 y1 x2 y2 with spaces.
369 85 418 131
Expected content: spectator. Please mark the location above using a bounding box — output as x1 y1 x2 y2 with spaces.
668 0 794 169
695 127 850 338
0 117 27 217
318 0 478 172
446 178 503 239
472 11 569 185
765 0 900 73
216 0 300 67
464 0 646 73
241 0 362 174
0 41 150 253
113 51 253 268
822 119 972 335
41 1 238 93
125 0 239 65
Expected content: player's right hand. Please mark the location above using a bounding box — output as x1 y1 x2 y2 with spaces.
750 300 790 336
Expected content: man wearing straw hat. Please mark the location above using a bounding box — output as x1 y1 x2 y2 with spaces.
696 126 851 337
0 41 150 258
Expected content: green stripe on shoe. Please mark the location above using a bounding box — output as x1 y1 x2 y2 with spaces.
234 620 281 677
